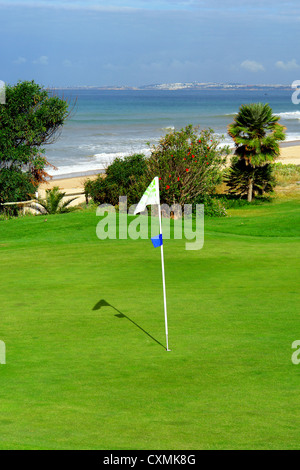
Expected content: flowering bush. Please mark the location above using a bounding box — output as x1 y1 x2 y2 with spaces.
147 125 229 208
85 126 230 216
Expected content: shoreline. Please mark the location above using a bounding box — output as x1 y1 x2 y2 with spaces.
280 140 300 148
40 140 300 196
48 169 105 181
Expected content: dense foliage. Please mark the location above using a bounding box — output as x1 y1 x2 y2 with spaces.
0 168 36 212
147 125 228 207
84 154 148 206
85 126 229 214
0 80 69 208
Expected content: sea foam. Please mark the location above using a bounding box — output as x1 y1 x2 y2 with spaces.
275 111 300 120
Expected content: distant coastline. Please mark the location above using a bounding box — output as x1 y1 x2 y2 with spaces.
52 82 293 92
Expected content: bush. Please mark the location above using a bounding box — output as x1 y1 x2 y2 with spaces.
85 127 230 217
84 154 148 207
147 125 229 208
34 186 78 214
203 197 227 217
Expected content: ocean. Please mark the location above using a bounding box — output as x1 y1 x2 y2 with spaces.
45 88 300 177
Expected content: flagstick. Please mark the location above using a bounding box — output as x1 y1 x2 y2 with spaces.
157 187 171 352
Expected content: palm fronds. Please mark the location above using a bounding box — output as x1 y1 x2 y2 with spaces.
227 103 286 201
32 186 78 214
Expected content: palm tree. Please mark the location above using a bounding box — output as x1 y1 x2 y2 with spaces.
34 186 78 214
228 103 286 201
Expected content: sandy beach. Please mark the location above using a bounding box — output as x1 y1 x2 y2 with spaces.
39 143 300 200
276 143 300 165
38 173 100 205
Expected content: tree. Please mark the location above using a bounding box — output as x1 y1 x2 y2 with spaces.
147 125 228 208
224 157 276 198
34 186 78 214
0 80 69 207
228 103 286 201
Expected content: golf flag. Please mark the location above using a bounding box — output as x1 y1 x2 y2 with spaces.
133 176 170 351
133 177 160 215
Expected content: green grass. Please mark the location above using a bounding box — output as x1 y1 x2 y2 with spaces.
0 199 299 449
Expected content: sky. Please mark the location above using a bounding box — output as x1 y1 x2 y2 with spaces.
1 0 300 87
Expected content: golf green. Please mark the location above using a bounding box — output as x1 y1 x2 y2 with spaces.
0 199 299 449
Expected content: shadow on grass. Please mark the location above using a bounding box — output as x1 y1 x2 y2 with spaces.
93 299 165 349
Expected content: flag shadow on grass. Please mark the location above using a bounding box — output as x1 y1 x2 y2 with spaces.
92 299 165 349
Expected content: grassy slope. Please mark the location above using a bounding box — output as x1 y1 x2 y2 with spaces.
0 199 299 450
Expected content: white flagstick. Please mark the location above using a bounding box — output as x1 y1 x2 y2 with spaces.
157 178 171 352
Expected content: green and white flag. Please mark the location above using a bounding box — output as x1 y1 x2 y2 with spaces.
133 176 171 351
134 177 160 215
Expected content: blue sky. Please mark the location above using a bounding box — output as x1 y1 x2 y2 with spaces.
1 0 300 86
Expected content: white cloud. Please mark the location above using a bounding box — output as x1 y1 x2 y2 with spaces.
13 56 27 65
275 59 299 70
33 55 49 65
241 60 265 72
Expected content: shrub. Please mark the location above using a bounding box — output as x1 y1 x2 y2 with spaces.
84 154 148 207
203 197 227 217
34 186 78 214
85 128 229 217
147 125 229 208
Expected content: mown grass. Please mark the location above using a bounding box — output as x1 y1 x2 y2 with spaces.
0 198 299 449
